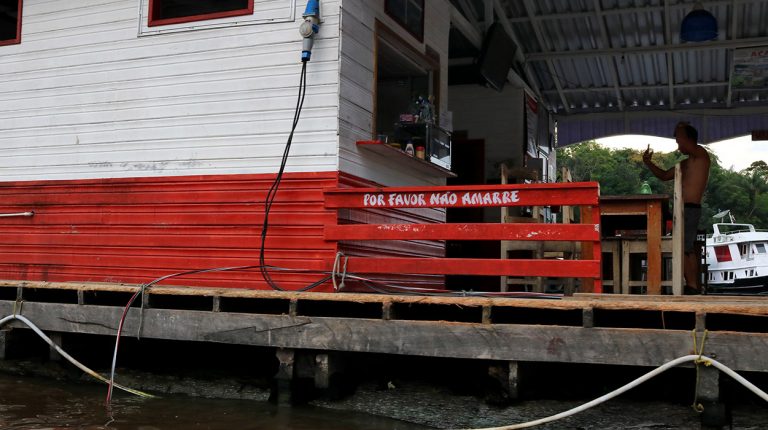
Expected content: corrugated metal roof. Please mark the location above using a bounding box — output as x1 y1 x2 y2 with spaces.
449 0 768 144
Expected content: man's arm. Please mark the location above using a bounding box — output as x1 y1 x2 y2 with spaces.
643 145 674 181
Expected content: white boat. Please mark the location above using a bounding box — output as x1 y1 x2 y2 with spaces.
705 211 768 293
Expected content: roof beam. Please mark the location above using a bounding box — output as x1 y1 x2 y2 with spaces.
725 0 739 107
526 36 768 61
520 0 569 112
505 0 751 23
593 0 624 111
456 0 481 27
450 3 483 49
540 80 730 95
664 0 675 109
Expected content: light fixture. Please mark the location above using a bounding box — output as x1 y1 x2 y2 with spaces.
680 3 718 42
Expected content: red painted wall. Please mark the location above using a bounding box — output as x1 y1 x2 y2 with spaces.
0 172 338 291
0 171 446 292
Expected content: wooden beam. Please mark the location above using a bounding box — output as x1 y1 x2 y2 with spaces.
325 223 599 241
328 257 601 278
4 301 768 372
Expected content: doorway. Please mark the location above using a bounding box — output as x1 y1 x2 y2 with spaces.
445 136 499 291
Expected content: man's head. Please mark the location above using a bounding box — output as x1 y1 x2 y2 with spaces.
674 122 698 154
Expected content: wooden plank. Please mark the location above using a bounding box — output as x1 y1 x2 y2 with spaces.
324 183 600 209
325 223 600 241
329 257 600 277
4 281 768 315
647 200 663 294
3 300 768 372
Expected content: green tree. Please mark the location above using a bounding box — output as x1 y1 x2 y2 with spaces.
743 161 768 219
557 141 768 232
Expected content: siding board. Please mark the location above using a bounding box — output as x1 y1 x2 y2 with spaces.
0 172 339 291
0 0 340 182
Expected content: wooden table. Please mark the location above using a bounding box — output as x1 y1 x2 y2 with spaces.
600 194 670 294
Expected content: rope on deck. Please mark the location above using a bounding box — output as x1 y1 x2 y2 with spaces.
462 353 768 430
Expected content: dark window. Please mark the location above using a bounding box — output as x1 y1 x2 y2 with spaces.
149 0 253 27
0 0 22 46
385 0 424 42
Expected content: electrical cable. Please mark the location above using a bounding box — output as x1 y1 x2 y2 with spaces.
259 61 308 291
104 262 332 404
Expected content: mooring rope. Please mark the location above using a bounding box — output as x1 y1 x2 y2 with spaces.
691 329 710 412
461 353 768 430
0 314 155 398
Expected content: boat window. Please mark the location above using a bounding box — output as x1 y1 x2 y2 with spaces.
740 244 749 256
756 243 767 254
0 0 22 46
714 245 732 262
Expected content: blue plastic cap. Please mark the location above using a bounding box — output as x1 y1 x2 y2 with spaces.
680 9 718 42
303 0 320 18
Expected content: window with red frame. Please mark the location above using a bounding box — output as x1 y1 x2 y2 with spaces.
714 245 732 262
149 0 254 27
0 0 22 46
385 0 424 42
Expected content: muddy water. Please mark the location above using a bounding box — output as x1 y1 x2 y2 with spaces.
3 362 768 430
0 372 428 430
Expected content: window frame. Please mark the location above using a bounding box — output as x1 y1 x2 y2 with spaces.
0 0 23 47
148 0 254 27
384 0 425 42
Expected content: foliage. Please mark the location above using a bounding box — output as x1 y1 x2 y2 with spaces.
557 141 768 232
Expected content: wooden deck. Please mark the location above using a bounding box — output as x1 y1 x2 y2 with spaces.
2 280 768 374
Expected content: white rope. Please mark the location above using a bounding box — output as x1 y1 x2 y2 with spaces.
331 251 348 291
461 354 768 430
0 314 155 398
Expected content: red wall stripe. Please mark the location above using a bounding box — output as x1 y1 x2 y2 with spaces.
0 172 339 291
0 172 450 292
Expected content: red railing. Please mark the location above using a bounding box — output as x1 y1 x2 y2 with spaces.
324 182 602 293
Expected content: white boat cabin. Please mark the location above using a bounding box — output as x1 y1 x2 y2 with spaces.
706 223 768 288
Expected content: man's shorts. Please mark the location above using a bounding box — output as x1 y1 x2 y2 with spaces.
684 203 702 253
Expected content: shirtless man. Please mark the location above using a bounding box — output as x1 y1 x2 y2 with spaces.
643 122 711 294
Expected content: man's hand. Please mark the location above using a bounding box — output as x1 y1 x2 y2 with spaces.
642 144 653 165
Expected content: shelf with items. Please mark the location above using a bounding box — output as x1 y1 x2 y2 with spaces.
356 140 456 178
390 121 452 170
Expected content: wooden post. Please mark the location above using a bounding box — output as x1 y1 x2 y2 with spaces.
580 207 594 293
698 365 730 428
646 200 662 294
49 332 63 361
274 348 295 405
507 361 519 400
0 329 8 360
672 165 683 295
488 361 519 401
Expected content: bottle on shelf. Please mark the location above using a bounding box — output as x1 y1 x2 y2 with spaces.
405 142 415 156
415 146 425 159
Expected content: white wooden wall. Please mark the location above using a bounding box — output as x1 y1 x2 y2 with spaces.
0 0 341 182
337 0 451 187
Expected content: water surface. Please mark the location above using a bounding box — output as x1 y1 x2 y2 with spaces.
0 372 428 430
